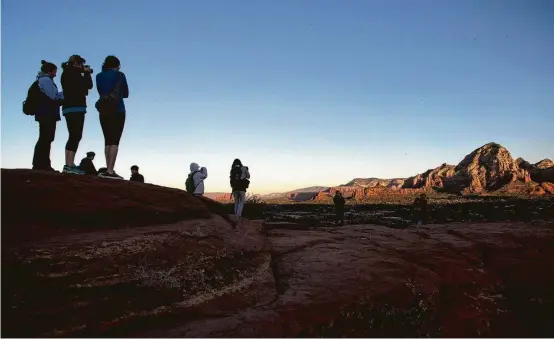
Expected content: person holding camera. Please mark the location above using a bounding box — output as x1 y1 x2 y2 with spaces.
60 55 93 175
31 60 64 171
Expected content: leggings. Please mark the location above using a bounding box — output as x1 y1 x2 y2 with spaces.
99 112 126 146
32 119 57 169
64 113 85 152
233 191 246 217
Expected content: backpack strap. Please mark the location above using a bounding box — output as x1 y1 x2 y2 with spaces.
101 72 123 100
191 170 202 189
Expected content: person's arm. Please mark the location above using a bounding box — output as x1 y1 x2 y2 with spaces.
244 166 250 179
96 73 103 96
38 77 63 101
198 167 208 180
83 72 93 94
139 174 144 183
120 72 129 98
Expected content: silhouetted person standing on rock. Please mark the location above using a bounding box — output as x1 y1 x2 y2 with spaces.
60 54 93 175
333 191 346 225
413 193 428 225
187 163 207 196
230 158 250 223
95 55 129 180
31 60 64 171
79 151 98 175
130 165 144 183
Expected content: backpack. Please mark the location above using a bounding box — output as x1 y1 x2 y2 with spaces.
230 166 250 191
185 171 200 193
22 80 42 115
96 72 122 113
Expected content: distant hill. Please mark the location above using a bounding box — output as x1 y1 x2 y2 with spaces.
261 186 329 199
213 142 554 202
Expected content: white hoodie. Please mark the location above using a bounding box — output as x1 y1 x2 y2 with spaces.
189 163 208 195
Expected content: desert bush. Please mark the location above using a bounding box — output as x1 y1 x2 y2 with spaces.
242 194 267 219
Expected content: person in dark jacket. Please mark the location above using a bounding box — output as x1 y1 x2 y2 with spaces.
230 158 250 223
413 193 428 226
333 191 346 225
95 55 129 180
32 60 64 171
60 55 93 175
130 165 144 183
79 151 97 175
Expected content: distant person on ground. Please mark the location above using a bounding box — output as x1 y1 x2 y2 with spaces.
413 193 428 225
60 55 93 175
333 191 346 225
30 60 64 171
79 151 98 175
186 163 208 196
95 55 129 180
130 165 144 183
230 159 250 222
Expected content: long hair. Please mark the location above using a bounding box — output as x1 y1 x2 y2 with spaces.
231 158 242 169
102 55 120 70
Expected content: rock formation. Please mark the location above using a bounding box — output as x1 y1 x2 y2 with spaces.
535 158 554 169
441 143 532 194
402 163 456 189
342 177 406 189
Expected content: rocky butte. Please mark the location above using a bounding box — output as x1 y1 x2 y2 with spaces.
2 167 554 337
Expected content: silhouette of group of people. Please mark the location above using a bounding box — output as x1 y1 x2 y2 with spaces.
25 54 251 219
186 158 251 220
27 55 129 180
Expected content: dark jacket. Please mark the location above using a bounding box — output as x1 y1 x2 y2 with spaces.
333 194 346 209
130 173 144 183
95 70 129 113
230 166 250 192
79 157 97 175
61 63 93 114
35 72 63 122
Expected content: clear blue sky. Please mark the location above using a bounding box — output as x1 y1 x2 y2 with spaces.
2 0 553 194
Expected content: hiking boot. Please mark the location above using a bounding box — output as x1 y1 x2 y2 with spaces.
63 165 85 175
98 171 124 180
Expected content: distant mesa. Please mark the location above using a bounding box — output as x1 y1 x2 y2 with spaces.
211 142 554 202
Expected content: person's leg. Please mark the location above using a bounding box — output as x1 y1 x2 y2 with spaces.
33 120 56 170
107 113 125 175
99 113 110 171
64 113 85 174
233 191 239 215
236 191 246 217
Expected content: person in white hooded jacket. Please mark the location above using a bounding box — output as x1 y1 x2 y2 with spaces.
189 162 208 196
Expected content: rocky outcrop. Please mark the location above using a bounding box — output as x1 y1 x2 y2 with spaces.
342 177 405 189
402 163 456 189
2 169 272 338
3 169 554 337
515 157 554 184
442 143 532 194
536 158 554 169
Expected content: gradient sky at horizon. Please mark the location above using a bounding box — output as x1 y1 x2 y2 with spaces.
2 0 553 194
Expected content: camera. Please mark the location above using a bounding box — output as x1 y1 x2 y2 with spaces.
83 65 94 74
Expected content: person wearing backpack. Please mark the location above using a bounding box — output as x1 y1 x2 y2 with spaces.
60 55 93 175
95 55 129 180
186 163 208 196
230 158 250 221
29 60 64 171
